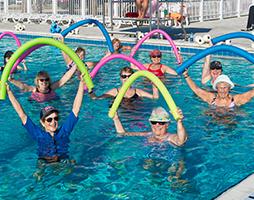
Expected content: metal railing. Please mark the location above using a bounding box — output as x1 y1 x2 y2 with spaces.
0 0 253 24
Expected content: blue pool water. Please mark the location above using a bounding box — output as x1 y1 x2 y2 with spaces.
0 36 254 200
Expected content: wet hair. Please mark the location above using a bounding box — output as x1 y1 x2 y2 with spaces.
3 50 14 65
34 71 52 87
112 38 122 50
75 47 85 55
210 61 223 71
120 67 134 75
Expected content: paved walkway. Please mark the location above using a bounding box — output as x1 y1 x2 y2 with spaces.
215 173 254 200
0 16 253 51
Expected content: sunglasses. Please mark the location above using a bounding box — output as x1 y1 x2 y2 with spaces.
150 121 167 125
121 74 132 79
45 116 59 123
39 78 50 82
210 66 222 70
151 55 161 58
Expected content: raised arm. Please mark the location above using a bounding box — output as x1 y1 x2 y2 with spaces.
8 77 34 92
184 71 214 103
136 84 159 99
89 88 117 100
234 88 254 106
58 35 72 65
51 64 77 90
168 108 187 146
112 112 149 136
201 55 211 85
162 65 178 75
72 78 85 117
6 84 27 124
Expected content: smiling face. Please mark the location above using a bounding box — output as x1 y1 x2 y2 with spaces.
36 75 50 92
216 82 231 98
210 68 222 81
78 51 85 60
150 54 162 64
40 112 59 133
150 121 169 136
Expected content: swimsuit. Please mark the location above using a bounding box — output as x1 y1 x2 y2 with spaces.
116 88 139 101
211 94 235 108
30 88 57 102
147 64 164 77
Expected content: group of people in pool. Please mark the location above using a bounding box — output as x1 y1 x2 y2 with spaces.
3 36 254 165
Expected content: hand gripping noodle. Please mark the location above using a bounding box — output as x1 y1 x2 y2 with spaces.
176 44 254 75
0 38 94 100
211 32 254 45
108 70 180 121
61 19 114 53
130 29 182 64
0 31 23 74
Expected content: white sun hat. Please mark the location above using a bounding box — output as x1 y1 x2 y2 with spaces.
212 74 234 91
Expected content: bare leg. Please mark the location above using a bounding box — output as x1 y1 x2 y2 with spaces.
141 0 149 18
136 0 142 18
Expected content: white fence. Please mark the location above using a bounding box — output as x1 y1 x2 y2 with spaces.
0 0 253 23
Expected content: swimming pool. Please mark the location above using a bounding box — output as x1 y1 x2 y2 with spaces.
0 35 254 199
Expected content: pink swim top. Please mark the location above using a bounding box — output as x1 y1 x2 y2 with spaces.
30 89 57 102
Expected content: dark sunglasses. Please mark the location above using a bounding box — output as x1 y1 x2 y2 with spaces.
121 74 132 79
45 116 59 123
151 55 161 58
39 78 50 82
150 121 167 125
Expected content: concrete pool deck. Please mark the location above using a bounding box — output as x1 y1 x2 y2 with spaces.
215 173 254 200
0 16 253 52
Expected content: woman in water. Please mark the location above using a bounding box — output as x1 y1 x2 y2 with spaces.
113 106 187 146
184 71 254 109
104 38 132 57
132 49 177 77
89 67 159 100
8 65 77 102
0 50 28 72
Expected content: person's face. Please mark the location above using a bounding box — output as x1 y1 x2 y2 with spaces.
78 51 85 60
150 121 168 135
216 82 230 98
41 112 59 133
150 54 161 64
37 76 50 90
210 68 222 80
113 41 120 51
120 71 132 83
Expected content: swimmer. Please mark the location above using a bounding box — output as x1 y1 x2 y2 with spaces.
113 107 187 146
8 65 77 102
6 75 85 163
0 50 28 72
132 49 177 77
104 38 132 58
184 72 254 109
89 67 159 100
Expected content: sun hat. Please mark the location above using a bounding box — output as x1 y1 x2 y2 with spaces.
212 74 234 91
149 49 162 57
149 107 171 122
40 106 59 120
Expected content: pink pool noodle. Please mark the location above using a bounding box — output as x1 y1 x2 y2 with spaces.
130 29 182 64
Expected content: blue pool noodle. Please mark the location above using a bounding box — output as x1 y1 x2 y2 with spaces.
61 19 114 53
176 44 254 74
212 32 254 45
